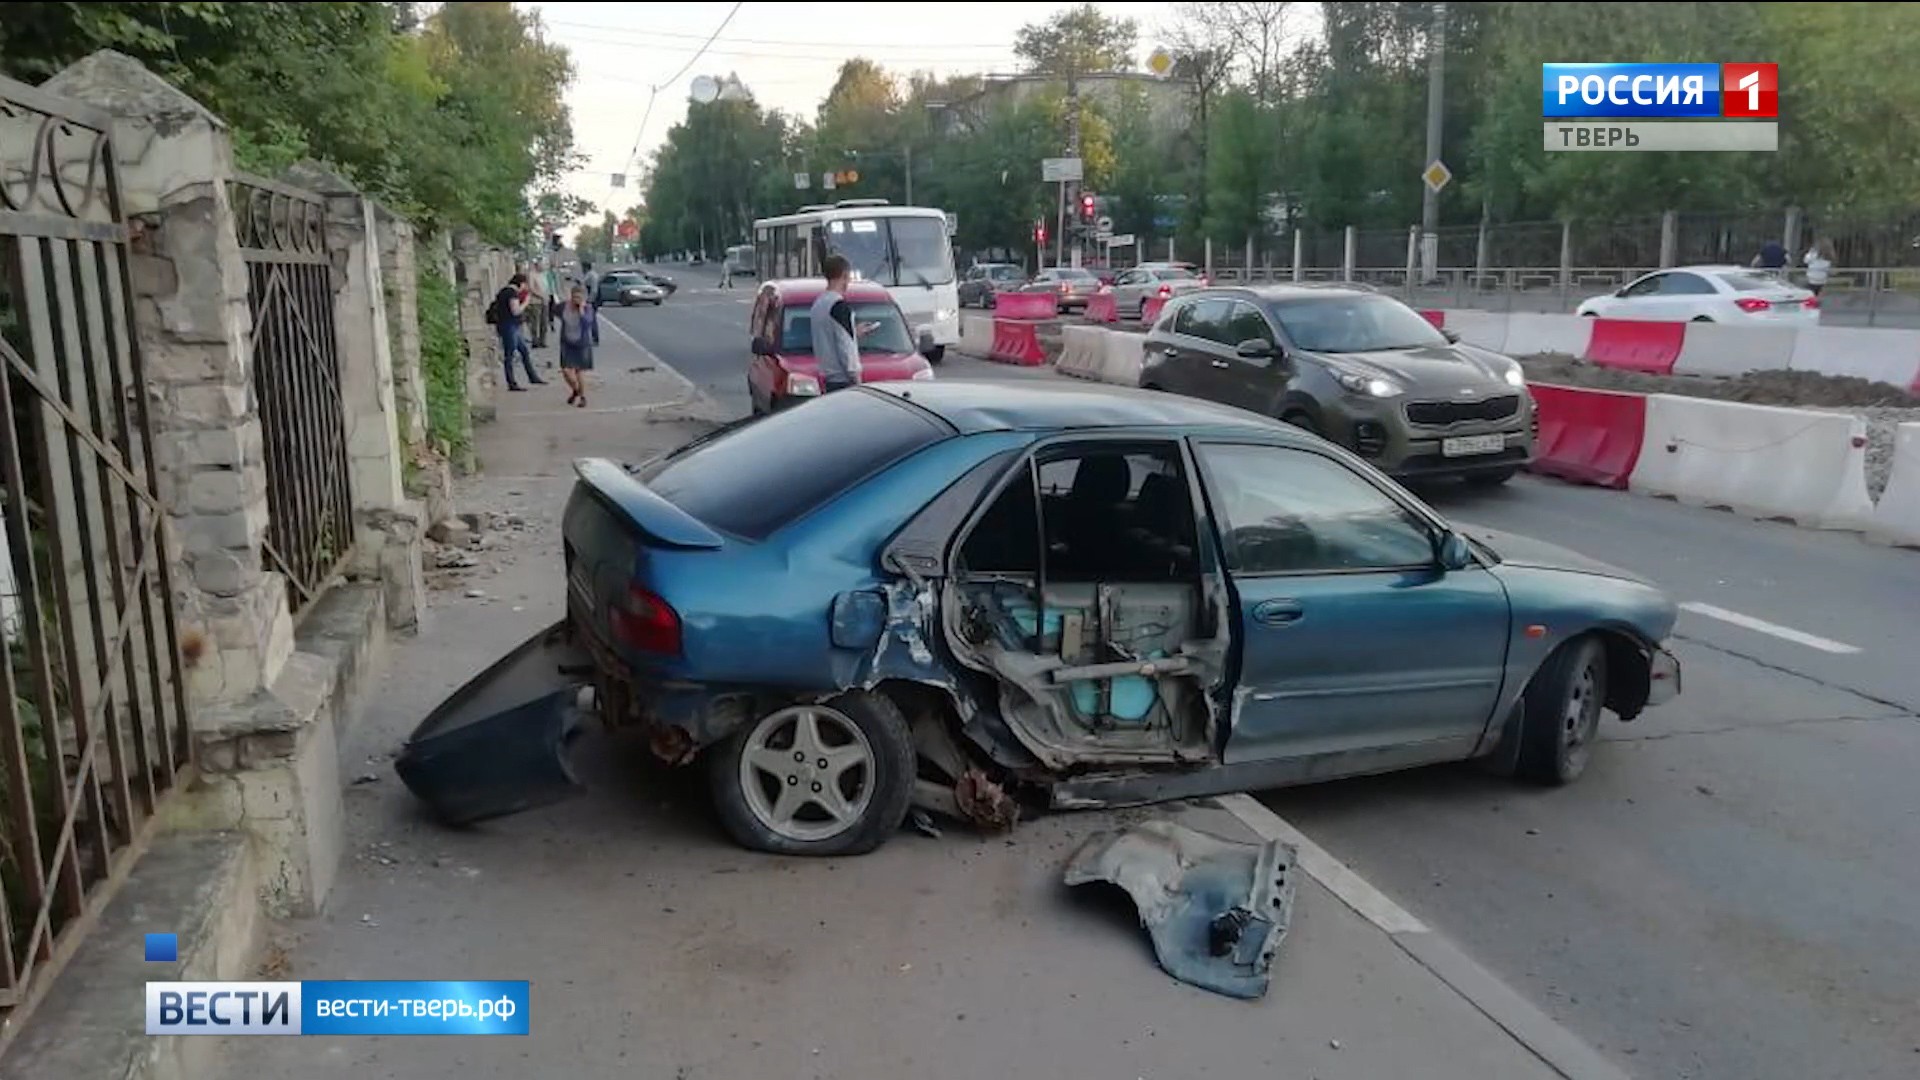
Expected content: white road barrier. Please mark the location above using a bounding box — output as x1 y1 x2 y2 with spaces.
1630 395 1875 530
1444 310 1511 352
959 313 994 359
1098 329 1145 386
1672 322 1798 378
1056 324 1105 379
1867 422 1920 547
1786 326 1920 388
1500 312 1593 357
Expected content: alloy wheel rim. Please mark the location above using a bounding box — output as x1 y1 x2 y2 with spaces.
738 706 876 842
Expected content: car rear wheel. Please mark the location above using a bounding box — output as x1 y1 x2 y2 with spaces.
1516 635 1608 785
709 692 914 856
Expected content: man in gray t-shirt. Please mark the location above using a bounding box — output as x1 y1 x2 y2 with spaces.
809 254 868 392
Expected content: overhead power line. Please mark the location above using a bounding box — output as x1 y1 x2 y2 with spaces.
544 18 1009 52
613 0 747 195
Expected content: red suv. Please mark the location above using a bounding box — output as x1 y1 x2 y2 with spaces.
747 280 935 414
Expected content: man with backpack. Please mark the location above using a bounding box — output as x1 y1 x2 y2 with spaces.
486 273 545 391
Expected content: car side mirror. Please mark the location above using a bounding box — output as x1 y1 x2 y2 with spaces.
1441 328 1461 344
750 336 774 356
1436 530 1473 572
1235 338 1276 361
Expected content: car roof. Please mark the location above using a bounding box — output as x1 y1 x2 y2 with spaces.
1665 265 1753 275
762 277 894 305
1174 283 1388 302
865 379 1302 438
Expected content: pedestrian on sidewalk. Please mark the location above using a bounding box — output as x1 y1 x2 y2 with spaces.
490 273 544 391
558 285 600 408
808 254 874 394
526 266 551 349
542 261 563 338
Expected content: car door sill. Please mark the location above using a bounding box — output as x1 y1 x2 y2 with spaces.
1048 733 1482 810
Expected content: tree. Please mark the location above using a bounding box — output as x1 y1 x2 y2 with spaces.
1014 3 1138 76
1214 1 1295 104
1163 4 1241 237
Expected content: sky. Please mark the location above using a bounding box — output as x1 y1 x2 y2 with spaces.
523 1 1262 226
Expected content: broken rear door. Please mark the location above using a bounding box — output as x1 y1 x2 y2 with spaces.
1192 441 1510 768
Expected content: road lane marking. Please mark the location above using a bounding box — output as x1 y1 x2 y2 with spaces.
1217 793 1630 1080
1218 793 1427 933
1678 601 1861 654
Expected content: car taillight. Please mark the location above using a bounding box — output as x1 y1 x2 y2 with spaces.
1198 276 1210 286
610 584 681 655
1059 282 1071 293
1802 295 1820 310
1735 297 1771 313
1157 284 1172 297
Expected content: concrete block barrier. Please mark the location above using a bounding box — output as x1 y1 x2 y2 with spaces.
1584 318 1684 374
1672 322 1799 378
1083 291 1119 324
959 313 994 358
1528 384 1647 489
1630 395 1875 530
1786 325 1920 390
1502 313 1593 357
1099 329 1145 386
988 317 1048 366
1057 324 1106 379
993 291 1058 321
1867 422 1920 547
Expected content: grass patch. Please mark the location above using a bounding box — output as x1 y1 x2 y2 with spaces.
414 253 471 459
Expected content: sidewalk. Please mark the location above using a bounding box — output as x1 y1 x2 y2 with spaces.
209 327 1574 1080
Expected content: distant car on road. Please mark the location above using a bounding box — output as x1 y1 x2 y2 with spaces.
596 270 664 307
638 269 677 296
744 279 935 413
406 381 1683 855
1018 267 1102 312
1111 263 1207 319
959 262 1028 308
1575 265 1820 325
1140 284 1537 485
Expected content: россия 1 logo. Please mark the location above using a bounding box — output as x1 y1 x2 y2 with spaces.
1542 63 1778 119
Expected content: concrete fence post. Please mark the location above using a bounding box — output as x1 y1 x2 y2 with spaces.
1342 226 1357 280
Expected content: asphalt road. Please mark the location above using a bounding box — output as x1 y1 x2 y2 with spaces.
608 269 1920 1080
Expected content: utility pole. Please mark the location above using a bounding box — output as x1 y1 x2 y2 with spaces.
1420 1 1448 283
904 144 913 205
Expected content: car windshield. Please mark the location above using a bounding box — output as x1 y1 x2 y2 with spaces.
1267 294 1449 353
780 301 916 355
988 266 1024 280
639 390 949 540
823 216 955 288
1155 268 1197 281
1054 269 1095 280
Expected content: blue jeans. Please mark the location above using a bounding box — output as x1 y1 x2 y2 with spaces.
498 323 537 386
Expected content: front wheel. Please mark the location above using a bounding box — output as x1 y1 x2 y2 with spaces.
708 692 915 856
1516 636 1608 785
924 345 945 365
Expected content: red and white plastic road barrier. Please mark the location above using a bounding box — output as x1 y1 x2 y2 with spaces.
988 318 1047 366
1056 324 1105 379
1501 312 1594 357
1867 423 1920 547
1582 318 1684 375
1140 295 1168 327
1786 325 1920 391
992 291 1059 321
1419 309 1446 329
1671 322 1798 378
958 313 995 358
1083 291 1119 324
1527 384 1647 489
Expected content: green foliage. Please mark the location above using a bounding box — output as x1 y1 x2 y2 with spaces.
0 2 579 246
1014 3 1139 75
413 254 471 458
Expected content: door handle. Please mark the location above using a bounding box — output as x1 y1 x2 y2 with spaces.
1211 359 1229 369
1251 599 1304 626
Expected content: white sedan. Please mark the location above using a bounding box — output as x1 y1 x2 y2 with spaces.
1576 265 1819 325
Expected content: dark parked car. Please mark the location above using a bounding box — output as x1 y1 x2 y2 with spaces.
399 382 1681 857
958 263 1027 308
595 270 664 307
1017 267 1102 311
1140 285 1538 484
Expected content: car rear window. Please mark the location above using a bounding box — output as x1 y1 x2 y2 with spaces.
989 266 1024 280
1716 270 1783 292
1156 268 1197 280
639 391 950 540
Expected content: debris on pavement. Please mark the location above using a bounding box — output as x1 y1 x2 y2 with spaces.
1064 819 1298 1000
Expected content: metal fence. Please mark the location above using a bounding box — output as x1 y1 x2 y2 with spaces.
0 75 193 1021
228 175 353 613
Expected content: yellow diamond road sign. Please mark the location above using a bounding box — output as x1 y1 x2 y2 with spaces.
1147 48 1174 77
1422 160 1452 193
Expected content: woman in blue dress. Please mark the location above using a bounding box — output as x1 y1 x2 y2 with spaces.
557 285 600 408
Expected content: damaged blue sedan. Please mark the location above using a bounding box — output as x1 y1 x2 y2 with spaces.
397 381 1681 856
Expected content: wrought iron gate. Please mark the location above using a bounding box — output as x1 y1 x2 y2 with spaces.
0 77 193 1020
228 174 354 612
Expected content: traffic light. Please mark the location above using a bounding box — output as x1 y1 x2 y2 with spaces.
1034 220 1048 245
1080 193 1096 220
